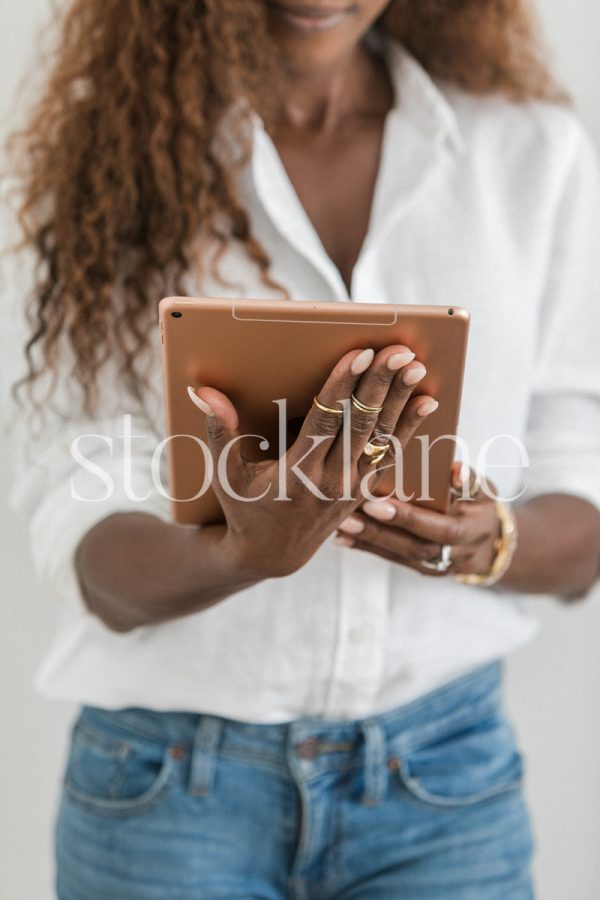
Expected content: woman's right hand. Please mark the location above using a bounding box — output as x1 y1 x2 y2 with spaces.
188 344 438 579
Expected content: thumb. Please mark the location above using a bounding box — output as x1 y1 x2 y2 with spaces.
186 385 242 469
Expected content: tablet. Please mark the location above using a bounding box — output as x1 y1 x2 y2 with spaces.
159 296 470 525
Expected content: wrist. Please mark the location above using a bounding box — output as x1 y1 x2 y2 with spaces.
455 500 519 588
215 526 275 583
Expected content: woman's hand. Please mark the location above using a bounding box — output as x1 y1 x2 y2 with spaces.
335 463 502 578
188 344 438 580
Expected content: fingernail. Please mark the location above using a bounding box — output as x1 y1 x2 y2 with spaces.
403 365 427 386
338 516 365 535
351 349 375 375
417 399 439 417
333 535 354 548
187 386 214 417
362 500 396 521
387 349 415 371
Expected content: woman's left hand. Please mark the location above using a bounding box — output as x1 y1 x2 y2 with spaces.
334 462 501 577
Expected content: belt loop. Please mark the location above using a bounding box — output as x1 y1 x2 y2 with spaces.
359 717 388 806
188 715 225 797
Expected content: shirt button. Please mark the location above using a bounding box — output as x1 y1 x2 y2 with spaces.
348 625 374 643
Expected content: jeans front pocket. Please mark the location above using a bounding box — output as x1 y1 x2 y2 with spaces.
62 710 175 818
391 709 524 810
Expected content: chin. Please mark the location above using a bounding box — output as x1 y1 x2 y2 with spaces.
266 1 375 70
273 34 354 74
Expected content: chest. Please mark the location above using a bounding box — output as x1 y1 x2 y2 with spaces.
273 118 387 292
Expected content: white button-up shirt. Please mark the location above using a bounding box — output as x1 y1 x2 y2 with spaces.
3 37 600 721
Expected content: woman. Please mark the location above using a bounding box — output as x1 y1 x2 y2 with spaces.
3 0 600 897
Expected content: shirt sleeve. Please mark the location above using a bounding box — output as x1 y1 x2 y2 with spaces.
0 205 173 614
521 119 600 512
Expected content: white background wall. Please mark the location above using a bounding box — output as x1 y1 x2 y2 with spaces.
1 2 599 898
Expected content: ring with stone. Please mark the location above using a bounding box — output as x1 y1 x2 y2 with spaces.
421 544 453 573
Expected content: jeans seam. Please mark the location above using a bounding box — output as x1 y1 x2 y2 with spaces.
62 747 175 817
391 702 502 757
80 708 180 745
395 762 524 811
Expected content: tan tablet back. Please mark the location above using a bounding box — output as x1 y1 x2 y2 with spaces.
159 297 470 525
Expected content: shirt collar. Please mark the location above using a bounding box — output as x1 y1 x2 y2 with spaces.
372 31 465 157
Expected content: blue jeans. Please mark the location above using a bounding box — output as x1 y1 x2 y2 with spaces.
55 661 534 899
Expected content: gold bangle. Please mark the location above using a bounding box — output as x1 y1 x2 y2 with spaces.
313 395 344 416
455 500 518 587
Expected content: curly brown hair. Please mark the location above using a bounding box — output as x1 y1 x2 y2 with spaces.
3 0 565 415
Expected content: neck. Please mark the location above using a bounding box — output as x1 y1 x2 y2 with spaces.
275 43 391 134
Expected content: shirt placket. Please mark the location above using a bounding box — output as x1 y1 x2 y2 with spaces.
250 119 350 302
322 549 391 718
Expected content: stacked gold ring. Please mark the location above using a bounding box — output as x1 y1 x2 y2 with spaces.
313 396 344 415
351 394 388 464
351 393 384 414
313 393 390 465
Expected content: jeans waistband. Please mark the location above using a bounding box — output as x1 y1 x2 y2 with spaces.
79 660 503 774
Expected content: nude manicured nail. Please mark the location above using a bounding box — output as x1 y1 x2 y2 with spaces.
387 349 416 371
362 500 396 521
403 365 426 386
338 516 365 535
351 349 375 375
417 399 439 417
187 385 214 417
333 535 354 548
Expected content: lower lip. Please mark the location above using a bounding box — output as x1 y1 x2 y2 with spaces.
271 5 352 32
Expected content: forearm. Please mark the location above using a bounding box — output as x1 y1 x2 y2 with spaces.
74 512 261 632
496 494 600 599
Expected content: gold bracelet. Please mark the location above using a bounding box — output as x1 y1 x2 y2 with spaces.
455 501 518 587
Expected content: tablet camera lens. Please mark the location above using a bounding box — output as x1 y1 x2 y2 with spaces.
171 311 182 318
448 308 454 316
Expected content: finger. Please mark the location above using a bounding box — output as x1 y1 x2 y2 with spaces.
390 393 439 453
450 463 491 504
334 534 454 577
359 497 484 546
329 344 420 465
353 360 430 483
187 385 246 494
335 527 478 574
337 513 444 563
370 359 427 446
288 347 374 469
355 394 439 489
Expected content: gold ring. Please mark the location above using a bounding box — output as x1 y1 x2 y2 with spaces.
362 441 391 465
313 395 344 416
351 393 384 415
421 544 453 573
